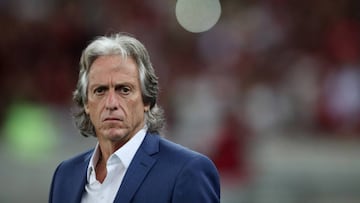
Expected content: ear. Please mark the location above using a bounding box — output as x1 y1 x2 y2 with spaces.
144 104 150 112
84 104 90 114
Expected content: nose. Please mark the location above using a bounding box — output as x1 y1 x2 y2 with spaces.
105 90 118 111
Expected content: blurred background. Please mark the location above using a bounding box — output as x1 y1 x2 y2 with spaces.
1 0 360 202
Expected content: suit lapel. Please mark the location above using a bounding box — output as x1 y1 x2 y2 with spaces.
113 133 159 203
70 151 92 203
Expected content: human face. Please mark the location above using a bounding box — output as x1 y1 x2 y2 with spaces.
85 55 149 145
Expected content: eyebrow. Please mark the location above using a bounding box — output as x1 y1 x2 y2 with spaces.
89 82 135 90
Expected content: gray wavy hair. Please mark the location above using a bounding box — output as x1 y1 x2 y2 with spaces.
73 33 165 137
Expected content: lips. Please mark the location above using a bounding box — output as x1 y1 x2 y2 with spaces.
103 117 122 122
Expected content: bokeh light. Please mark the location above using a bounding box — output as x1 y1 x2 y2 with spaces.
3 101 57 161
176 0 221 33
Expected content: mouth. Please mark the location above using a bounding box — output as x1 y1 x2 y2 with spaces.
103 117 122 122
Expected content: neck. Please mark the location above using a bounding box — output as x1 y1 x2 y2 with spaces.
95 152 107 183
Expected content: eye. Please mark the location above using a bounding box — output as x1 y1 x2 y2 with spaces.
93 86 107 96
117 86 131 95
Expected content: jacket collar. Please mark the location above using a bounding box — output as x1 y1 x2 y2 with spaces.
113 132 160 202
69 150 93 203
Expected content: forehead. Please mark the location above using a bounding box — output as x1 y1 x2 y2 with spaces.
88 55 139 83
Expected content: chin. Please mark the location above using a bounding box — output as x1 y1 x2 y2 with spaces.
105 129 130 141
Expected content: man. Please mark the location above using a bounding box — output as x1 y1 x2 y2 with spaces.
49 33 220 203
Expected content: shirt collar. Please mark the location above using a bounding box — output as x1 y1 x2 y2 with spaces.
113 126 147 168
86 126 147 180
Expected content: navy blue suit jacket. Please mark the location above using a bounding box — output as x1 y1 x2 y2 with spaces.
49 133 220 203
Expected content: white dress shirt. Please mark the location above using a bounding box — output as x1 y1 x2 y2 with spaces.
81 127 147 203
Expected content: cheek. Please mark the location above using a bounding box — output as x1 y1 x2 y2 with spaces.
127 100 145 118
87 101 104 121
